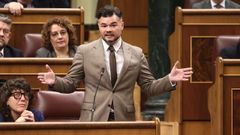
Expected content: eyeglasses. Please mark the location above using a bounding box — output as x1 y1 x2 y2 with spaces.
11 92 29 100
50 30 67 38
0 28 10 35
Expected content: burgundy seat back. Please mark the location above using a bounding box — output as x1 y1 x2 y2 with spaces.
22 33 43 57
33 91 85 121
216 35 240 56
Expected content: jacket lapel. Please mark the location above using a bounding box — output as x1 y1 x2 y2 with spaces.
93 39 112 89
204 1 212 8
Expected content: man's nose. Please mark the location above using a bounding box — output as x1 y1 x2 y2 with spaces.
106 26 112 31
0 30 4 35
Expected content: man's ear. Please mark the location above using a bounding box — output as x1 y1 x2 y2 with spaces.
121 21 124 30
9 31 12 39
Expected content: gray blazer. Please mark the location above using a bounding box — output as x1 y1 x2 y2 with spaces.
35 46 77 57
192 0 240 8
51 39 175 121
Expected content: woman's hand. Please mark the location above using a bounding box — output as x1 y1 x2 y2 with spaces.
15 110 35 122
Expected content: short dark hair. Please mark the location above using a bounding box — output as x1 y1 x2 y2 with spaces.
96 5 122 19
0 14 12 28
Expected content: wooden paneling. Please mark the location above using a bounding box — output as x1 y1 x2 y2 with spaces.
209 58 240 135
182 121 211 135
0 118 179 135
165 8 240 135
122 28 148 55
113 0 148 27
97 0 148 26
0 119 160 135
0 8 84 50
233 90 240 135
0 58 73 90
161 121 179 135
113 0 148 54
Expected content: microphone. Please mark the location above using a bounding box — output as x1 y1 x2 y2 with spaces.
91 68 105 121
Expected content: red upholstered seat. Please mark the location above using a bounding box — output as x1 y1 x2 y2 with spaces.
33 91 85 121
22 33 43 57
215 35 240 58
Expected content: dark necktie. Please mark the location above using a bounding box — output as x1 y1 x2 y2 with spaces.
108 45 117 87
215 4 223 9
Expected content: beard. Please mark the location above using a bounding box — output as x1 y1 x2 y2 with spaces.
103 36 119 46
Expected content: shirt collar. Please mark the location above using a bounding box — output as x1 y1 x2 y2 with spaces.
0 48 4 57
102 37 122 52
211 0 225 8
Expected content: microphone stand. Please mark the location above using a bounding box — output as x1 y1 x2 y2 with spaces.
91 68 105 121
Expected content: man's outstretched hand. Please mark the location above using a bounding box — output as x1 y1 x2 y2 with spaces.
37 64 56 85
168 61 193 84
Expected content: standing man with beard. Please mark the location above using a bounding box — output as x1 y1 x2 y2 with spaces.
0 14 23 57
37 5 193 121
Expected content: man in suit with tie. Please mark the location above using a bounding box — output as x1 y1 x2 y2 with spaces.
0 14 22 57
192 0 240 9
37 5 193 121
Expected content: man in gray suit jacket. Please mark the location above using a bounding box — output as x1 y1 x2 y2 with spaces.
38 5 193 121
192 0 240 9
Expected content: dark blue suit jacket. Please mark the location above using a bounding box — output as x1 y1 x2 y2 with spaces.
3 45 23 57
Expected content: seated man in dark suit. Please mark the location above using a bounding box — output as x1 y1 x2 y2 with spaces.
220 39 240 58
0 14 23 57
192 0 240 9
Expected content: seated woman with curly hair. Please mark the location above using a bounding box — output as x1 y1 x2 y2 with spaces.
36 17 78 58
0 78 44 122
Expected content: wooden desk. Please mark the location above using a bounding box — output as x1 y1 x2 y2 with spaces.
0 58 180 135
0 58 73 90
0 119 160 135
209 58 240 135
0 8 84 50
165 7 240 135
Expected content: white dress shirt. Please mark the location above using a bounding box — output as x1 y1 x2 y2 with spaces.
102 38 124 80
0 49 4 57
211 0 225 9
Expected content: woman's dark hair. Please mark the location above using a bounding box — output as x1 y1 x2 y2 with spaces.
96 5 122 19
0 78 33 121
41 17 77 51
